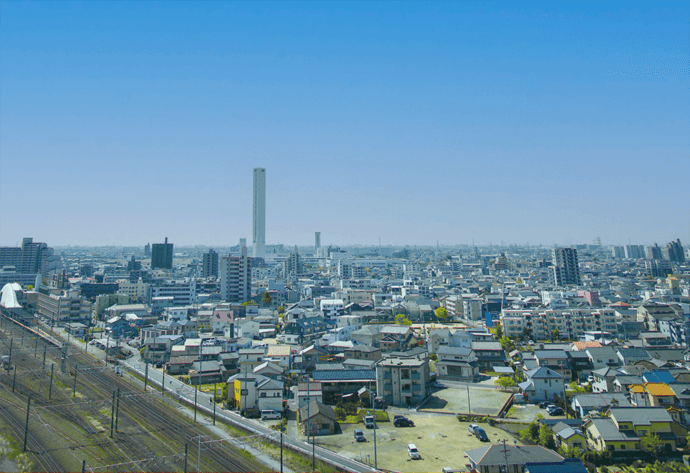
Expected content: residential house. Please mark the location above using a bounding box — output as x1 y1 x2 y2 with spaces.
299 400 338 436
567 351 594 382
534 350 572 381
297 381 323 408
435 346 478 379
227 373 284 412
253 361 284 380
629 383 676 408
571 393 631 418
524 459 588 473
616 348 651 366
471 341 506 371
592 367 621 393
519 367 565 402
465 445 564 473
311 369 376 404
350 325 381 346
189 360 223 385
343 345 381 362
283 316 329 345
552 422 587 449
378 325 417 352
238 347 267 371
585 347 620 370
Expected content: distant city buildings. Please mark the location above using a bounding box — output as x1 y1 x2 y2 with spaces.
0 237 54 274
151 237 174 270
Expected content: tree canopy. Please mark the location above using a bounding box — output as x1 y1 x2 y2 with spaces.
395 314 412 326
435 307 449 320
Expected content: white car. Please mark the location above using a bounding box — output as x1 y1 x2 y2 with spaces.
408 443 421 460
468 424 479 435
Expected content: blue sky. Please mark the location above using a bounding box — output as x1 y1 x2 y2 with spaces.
2 1 688 247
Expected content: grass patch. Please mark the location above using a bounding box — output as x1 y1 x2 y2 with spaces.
341 410 390 424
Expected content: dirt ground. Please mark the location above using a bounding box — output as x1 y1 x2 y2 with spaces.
315 413 521 473
419 385 512 416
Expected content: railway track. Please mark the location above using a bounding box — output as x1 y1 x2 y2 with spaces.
0 314 266 472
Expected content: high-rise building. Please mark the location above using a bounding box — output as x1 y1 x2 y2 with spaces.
283 246 303 277
202 249 219 278
664 239 685 263
0 237 54 274
315 232 321 250
645 243 662 260
624 245 645 259
127 256 142 271
144 243 151 258
239 238 247 250
646 260 673 278
550 247 581 286
253 168 266 258
151 237 173 270
220 246 251 303
612 246 625 258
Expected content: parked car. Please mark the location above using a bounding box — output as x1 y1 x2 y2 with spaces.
394 416 415 427
547 407 564 416
433 381 445 388
407 443 421 460
468 423 479 435
354 429 366 442
364 416 376 429
538 401 552 409
474 427 489 442
261 410 282 420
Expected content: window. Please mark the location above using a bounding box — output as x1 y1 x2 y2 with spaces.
260 392 266 398
621 444 626 450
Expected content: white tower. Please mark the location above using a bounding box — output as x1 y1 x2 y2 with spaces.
315 232 321 250
253 168 266 258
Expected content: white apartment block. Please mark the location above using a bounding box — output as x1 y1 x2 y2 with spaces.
339 278 373 290
501 308 618 340
117 279 151 302
463 298 483 321
150 280 197 306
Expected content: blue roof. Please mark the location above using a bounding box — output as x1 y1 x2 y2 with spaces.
525 459 588 473
642 370 676 384
312 369 376 381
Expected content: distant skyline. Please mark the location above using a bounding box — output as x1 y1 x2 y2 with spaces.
2 1 688 247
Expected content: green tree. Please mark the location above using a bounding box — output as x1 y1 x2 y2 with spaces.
395 314 412 326
500 336 515 352
552 329 560 342
495 376 516 391
538 425 556 450
241 300 257 306
641 432 664 460
262 291 272 306
435 307 449 320
520 421 540 442
495 323 503 340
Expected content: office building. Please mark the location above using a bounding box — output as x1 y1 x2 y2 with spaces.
127 256 142 271
220 247 251 303
283 246 303 277
144 243 151 258
253 168 266 258
150 280 197 306
202 249 219 278
315 232 321 251
550 247 581 286
646 260 673 278
0 237 54 274
239 238 247 250
151 237 173 270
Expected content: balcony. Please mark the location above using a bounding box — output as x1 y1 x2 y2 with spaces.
384 383 392 391
411 384 422 392
411 373 421 380
383 372 392 380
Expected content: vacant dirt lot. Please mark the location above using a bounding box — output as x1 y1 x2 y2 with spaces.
315 413 521 473
419 385 512 416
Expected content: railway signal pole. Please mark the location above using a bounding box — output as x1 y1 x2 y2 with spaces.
110 391 116 438
115 388 120 431
73 364 78 397
48 363 55 399
23 397 31 451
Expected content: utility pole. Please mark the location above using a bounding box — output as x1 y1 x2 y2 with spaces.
194 387 198 423
110 391 116 438
280 426 284 473
184 443 188 473
467 385 471 415
213 401 216 425
197 436 201 473
23 397 31 451
42 345 47 370
81 460 86 473
115 388 120 431
144 361 149 391
8 339 13 371
48 363 55 400
34 337 38 357
73 364 78 397
105 333 110 364
162 369 165 395
12 366 17 392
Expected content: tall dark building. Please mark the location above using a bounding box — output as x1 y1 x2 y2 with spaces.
151 237 173 270
202 249 219 278
664 239 685 263
550 247 581 286
0 237 53 274
144 243 151 258
127 255 142 271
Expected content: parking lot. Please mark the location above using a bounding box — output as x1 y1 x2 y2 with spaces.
315 412 521 473
508 403 567 423
419 384 512 416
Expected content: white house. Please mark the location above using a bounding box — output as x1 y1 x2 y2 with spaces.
518 367 565 402
320 299 345 318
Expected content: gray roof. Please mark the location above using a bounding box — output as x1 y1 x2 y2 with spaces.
534 350 568 359
465 445 563 467
526 366 563 379
572 393 631 408
437 346 474 357
588 418 638 441
609 407 674 425
471 341 502 351
299 400 336 422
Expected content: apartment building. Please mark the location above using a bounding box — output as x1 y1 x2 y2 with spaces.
37 290 92 325
376 355 429 407
501 308 618 340
219 247 251 303
150 280 196 306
